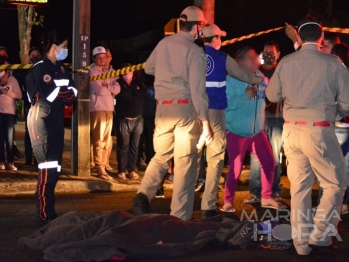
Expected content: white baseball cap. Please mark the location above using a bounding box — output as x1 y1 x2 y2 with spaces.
92 46 106 57
202 24 227 38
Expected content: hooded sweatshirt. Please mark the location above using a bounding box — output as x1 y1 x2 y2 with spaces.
225 71 268 137
90 66 120 112
0 76 22 115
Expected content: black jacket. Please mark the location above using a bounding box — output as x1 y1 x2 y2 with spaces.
25 58 76 109
115 76 147 119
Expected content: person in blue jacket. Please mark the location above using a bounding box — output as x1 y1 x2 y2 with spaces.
199 24 264 218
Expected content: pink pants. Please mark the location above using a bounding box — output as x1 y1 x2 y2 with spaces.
224 131 275 203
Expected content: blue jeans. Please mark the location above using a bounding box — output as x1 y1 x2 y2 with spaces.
249 117 284 197
0 113 15 163
334 127 349 204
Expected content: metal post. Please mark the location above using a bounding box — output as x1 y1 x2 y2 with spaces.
72 0 91 176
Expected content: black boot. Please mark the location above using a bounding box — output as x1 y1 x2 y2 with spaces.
132 193 150 216
201 209 219 219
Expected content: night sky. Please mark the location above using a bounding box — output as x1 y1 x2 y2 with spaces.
1 0 349 68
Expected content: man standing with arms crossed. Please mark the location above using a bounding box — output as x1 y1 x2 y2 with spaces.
200 24 264 218
266 15 349 255
132 6 212 221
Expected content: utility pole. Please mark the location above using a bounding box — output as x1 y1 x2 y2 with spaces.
194 0 215 24
72 0 91 176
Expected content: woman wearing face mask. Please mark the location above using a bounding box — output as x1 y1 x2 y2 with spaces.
25 30 77 225
115 64 147 180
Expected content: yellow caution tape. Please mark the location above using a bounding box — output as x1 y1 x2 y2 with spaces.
89 62 145 81
0 64 33 70
0 63 75 70
222 26 285 46
323 27 349 34
2 26 349 81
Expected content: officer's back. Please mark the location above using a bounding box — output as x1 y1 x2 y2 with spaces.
267 23 349 123
277 47 348 122
148 32 204 101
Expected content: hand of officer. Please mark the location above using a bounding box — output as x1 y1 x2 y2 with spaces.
285 23 298 44
202 120 213 143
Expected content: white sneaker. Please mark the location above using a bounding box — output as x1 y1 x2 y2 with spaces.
8 163 17 171
342 204 348 215
0 162 5 170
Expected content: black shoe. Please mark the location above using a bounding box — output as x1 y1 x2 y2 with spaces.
132 193 150 216
155 188 165 198
308 243 338 254
195 182 205 192
201 209 219 219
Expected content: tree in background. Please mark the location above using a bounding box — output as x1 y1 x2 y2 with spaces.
17 6 44 64
194 0 215 24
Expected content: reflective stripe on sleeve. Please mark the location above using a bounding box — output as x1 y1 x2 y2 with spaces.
67 86 78 97
46 87 60 102
53 79 69 86
206 81 226 88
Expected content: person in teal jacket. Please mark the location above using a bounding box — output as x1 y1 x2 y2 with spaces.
223 46 286 212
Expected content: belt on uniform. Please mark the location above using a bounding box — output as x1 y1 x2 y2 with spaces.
284 121 331 127
156 99 189 105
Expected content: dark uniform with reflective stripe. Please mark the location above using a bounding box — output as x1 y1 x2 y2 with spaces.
26 58 76 221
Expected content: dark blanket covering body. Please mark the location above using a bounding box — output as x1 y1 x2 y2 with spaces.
18 211 254 262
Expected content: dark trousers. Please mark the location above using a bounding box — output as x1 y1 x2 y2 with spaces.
0 113 15 163
142 116 155 165
116 117 143 173
334 127 349 204
24 105 33 163
28 102 64 219
197 146 207 182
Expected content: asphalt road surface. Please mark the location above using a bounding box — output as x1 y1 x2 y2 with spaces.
1 185 349 262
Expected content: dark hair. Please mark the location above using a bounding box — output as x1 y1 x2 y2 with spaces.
203 36 217 44
264 41 279 52
28 46 42 56
41 30 69 55
331 43 349 67
119 63 132 77
297 14 323 42
324 32 340 45
235 46 254 62
179 20 198 32
0 46 8 56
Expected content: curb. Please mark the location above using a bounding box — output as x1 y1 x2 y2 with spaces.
0 179 145 197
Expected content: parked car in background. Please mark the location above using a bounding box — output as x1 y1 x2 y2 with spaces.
64 105 72 126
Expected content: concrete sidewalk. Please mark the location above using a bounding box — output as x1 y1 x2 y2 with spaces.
0 122 239 196
0 122 148 196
